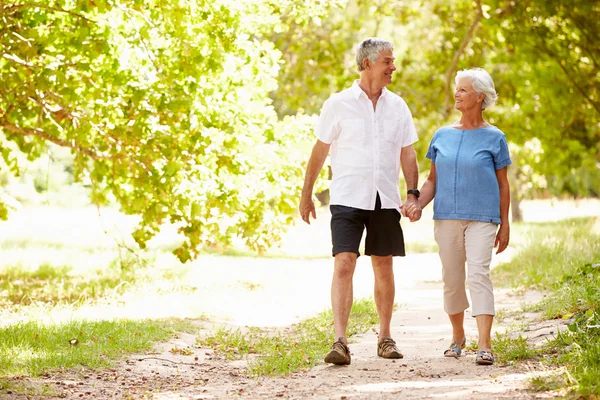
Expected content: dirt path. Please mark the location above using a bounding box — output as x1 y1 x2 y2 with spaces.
4 253 562 399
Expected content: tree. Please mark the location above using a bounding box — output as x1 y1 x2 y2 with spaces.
488 0 600 198
270 0 600 218
0 0 324 261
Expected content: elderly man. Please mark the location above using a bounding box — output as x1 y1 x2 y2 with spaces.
299 37 420 365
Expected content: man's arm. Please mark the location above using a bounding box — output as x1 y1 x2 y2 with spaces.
299 140 330 224
400 144 420 221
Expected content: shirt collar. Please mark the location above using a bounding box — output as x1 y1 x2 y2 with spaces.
351 80 389 100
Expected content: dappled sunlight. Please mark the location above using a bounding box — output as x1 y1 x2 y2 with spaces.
0 0 598 395
3 346 46 364
1 200 598 330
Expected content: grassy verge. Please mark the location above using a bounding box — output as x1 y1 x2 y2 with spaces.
493 218 599 289
0 318 198 377
492 217 600 397
198 298 379 376
0 261 144 306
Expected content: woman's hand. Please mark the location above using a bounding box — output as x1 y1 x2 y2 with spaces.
400 200 422 222
494 223 510 254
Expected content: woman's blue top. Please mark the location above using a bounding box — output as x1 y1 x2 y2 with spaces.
425 126 512 224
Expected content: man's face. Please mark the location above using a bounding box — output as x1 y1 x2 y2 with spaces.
369 49 396 87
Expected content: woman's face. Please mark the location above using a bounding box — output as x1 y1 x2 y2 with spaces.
454 77 484 112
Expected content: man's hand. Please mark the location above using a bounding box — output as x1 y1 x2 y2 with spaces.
299 195 317 224
494 223 510 254
400 197 421 222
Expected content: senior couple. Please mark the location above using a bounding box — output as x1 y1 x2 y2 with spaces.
299 38 511 366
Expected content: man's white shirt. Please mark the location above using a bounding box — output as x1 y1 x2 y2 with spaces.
316 80 418 210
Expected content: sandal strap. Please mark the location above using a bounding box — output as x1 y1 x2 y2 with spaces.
444 337 466 356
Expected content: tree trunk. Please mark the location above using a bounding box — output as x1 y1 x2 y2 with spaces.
508 155 523 222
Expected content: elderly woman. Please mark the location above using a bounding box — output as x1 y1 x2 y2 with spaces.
404 68 511 365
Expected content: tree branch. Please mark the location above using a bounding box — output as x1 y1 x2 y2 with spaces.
1 52 34 67
542 48 600 116
0 119 110 160
117 5 160 72
443 0 484 118
1 3 94 22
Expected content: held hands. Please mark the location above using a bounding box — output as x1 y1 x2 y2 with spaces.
400 198 422 222
299 194 317 224
494 224 510 254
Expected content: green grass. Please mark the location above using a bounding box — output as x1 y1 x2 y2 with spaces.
198 298 380 376
405 242 438 254
492 333 538 364
492 218 600 289
0 263 138 306
464 333 538 365
492 217 600 397
529 372 574 393
0 318 198 376
0 254 189 308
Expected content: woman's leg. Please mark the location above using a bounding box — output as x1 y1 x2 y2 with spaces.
449 311 465 343
465 222 498 351
434 220 469 344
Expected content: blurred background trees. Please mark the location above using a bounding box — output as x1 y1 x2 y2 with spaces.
1 0 598 260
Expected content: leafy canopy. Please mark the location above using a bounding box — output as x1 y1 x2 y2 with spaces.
0 0 331 261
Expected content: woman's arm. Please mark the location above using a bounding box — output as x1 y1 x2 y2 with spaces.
495 167 510 254
419 162 436 209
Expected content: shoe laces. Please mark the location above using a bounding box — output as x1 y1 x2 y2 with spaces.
379 337 397 352
332 337 348 351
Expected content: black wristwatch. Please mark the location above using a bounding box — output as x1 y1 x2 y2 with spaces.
407 189 420 199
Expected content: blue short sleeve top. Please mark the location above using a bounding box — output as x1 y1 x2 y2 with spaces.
425 125 511 224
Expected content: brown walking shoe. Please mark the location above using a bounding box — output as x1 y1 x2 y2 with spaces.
324 337 351 365
377 337 404 359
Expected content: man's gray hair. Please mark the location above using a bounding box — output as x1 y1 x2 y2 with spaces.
356 38 393 72
455 68 498 110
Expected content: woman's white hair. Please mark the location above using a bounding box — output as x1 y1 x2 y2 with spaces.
355 38 393 72
455 68 498 110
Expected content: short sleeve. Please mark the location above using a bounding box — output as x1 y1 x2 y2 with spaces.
400 101 418 147
315 98 339 144
425 134 437 163
494 135 512 170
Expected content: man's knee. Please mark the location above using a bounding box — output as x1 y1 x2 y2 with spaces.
334 252 357 279
372 255 393 276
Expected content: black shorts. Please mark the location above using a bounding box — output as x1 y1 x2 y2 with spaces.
330 193 405 257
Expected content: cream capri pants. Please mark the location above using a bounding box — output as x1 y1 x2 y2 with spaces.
434 220 498 317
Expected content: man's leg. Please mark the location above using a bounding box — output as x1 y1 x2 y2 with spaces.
324 251 357 365
364 194 404 359
371 255 394 338
331 251 358 342
372 255 403 358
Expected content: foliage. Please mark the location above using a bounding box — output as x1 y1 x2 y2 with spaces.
1 0 598 257
0 1 326 261
487 0 600 197
272 0 600 198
